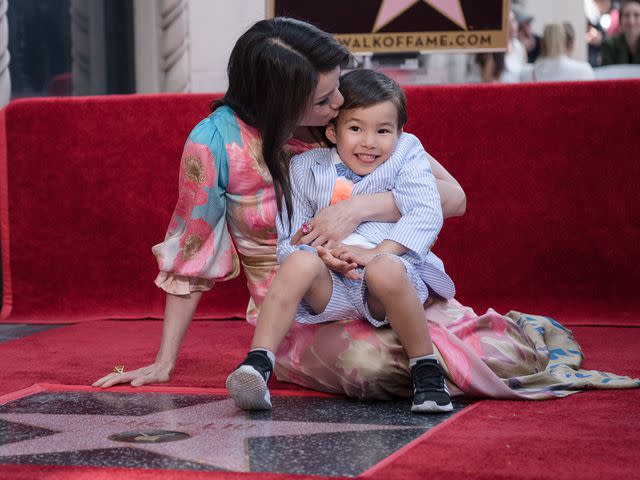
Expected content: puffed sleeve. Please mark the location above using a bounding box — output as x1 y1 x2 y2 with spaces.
152 117 240 294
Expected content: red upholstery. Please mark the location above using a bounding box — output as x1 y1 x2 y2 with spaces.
1 81 639 324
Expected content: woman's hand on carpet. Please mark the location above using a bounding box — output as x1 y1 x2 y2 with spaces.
92 361 172 389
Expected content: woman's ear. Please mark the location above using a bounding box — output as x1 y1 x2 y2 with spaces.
325 122 338 145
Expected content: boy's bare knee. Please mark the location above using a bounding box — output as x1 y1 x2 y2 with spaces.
364 255 407 294
282 250 326 278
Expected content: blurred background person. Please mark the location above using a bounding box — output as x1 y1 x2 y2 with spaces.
601 0 640 64
473 52 507 83
593 0 621 35
521 22 594 81
586 0 622 66
515 8 542 63
564 21 589 58
503 9 527 82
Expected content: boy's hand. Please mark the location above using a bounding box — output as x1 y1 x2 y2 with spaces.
330 244 379 267
316 246 361 280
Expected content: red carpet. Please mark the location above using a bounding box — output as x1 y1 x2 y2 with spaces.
0 321 638 479
0 320 291 396
1 320 638 397
365 390 640 480
362 324 640 480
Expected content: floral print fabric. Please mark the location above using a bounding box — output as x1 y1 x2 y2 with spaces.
276 300 639 400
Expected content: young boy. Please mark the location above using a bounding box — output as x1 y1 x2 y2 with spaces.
226 69 455 413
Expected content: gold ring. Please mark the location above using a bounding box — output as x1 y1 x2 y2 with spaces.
113 365 125 374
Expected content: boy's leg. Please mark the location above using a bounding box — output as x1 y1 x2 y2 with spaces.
226 250 333 410
364 255 452 413
364 256 431 358
252 250 333 352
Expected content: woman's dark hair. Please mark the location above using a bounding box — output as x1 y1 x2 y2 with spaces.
337 69 408 129
213 17 349 220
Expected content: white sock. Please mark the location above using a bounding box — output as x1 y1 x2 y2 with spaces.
250 348 276 369
409 353 438 368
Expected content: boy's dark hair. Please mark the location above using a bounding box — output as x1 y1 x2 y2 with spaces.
338 69 408 129
213 17 350 221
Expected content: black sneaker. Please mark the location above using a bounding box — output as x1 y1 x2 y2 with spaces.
411 358 453 413
225 350 273 410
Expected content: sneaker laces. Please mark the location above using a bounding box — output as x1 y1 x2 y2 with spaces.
412 361 447 392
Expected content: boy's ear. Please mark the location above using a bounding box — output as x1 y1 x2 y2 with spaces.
325 122 338 145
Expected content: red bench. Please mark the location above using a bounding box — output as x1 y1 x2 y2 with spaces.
1 81 639 326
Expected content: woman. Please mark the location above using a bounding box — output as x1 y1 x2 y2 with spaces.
520 23 594 82
92 17 462 392
601 0 640 65
93 17 637 399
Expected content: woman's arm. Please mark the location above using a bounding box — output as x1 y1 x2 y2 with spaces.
292 157 466 247
338 156 467 222
94 118 234 389
92 292 202 388
290 192 398 248
430 155 467 218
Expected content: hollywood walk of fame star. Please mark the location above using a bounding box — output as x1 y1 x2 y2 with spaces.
373 0 468 32
0 395 424 472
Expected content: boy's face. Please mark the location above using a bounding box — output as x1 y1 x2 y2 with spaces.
325 101 401 176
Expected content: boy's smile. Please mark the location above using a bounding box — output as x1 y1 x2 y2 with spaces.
326 101 401 176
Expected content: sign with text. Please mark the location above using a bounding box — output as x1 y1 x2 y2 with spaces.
267 0 509 53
